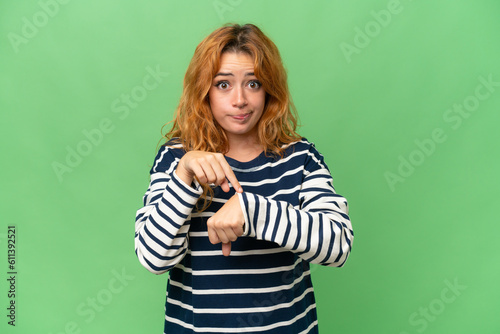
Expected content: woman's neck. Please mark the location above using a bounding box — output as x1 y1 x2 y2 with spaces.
225 134 263 162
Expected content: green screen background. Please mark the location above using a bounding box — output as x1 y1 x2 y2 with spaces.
1 1 499 333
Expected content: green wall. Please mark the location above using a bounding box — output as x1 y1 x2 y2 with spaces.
1 0 499 333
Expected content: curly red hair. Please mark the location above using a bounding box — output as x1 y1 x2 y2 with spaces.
163 23 301 156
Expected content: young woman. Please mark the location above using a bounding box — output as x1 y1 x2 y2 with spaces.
135 23 353 333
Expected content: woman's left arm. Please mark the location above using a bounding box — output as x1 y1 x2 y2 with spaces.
238 164 353 267
208 145 353 266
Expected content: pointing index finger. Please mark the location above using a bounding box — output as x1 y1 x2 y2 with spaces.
218 156 243 193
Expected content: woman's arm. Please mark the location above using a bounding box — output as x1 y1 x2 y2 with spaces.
135 145 243 274
238 168 353 267
134 146 202 274
208 143 353 266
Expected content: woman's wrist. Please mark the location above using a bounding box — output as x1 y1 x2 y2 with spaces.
175 163 194 187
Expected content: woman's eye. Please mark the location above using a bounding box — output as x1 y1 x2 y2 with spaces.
248 80 261 89
215 81 229 89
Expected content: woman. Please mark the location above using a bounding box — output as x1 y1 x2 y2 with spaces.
135 23 353 333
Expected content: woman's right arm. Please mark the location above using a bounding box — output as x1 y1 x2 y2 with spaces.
135 146 242 274
134 146 203 275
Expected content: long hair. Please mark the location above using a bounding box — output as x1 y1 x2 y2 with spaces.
162 24 301 209
164 23 300 155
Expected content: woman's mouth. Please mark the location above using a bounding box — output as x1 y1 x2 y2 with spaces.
231 112 252 121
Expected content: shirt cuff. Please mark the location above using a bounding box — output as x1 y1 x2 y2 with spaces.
237 192 250 236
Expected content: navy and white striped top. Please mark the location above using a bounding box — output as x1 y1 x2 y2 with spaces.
135 138 353 333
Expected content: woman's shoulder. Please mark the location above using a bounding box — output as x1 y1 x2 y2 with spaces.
283 137 319 155
150 138 186 174
282 138 329 170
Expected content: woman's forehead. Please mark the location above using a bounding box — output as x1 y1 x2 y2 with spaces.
218 52 255 72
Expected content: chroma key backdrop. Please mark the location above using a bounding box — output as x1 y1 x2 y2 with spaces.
1 1 499 333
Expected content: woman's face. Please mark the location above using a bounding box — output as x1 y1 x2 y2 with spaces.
208 52 266 143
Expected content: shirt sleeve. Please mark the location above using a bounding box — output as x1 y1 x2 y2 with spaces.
237 144 353 267
134 146 202 274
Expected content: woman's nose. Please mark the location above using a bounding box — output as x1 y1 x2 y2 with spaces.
232 86 247 108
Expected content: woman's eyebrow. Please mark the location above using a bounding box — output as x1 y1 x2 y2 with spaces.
214 72 255 77
215 72 232 77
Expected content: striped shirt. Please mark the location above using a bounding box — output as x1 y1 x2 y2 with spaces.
135 138 353 333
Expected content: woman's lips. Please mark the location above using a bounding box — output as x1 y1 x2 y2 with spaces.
231 112 252 121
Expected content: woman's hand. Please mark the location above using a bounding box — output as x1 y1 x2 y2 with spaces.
175 151 243 193
207 194 245 256
175 151 243 256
